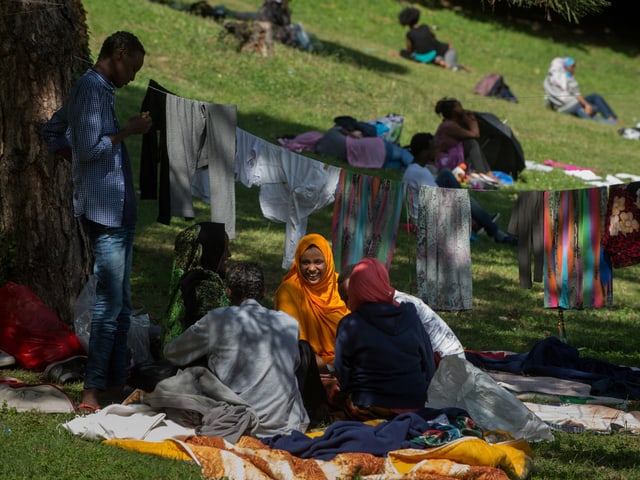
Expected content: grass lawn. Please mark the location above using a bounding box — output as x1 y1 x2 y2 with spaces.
2 0 640 478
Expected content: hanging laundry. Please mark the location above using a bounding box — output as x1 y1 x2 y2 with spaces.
139 80 237 239
235 129 342 269
415 186 473 311
543 188 612 309
165 94 237 238
331 170 404 272
139 80 175 221
601 181 640 268
508 191 545 289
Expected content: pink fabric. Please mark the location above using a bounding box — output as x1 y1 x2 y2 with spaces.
543 159 601 173
347 257 398 310
279 131 324 153
435 142 464 171
345 136 386 169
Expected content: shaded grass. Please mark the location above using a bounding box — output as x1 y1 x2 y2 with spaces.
4 0 640 478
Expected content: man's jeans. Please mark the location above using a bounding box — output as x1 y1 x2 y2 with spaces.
82 220 135 391
566 93 618 125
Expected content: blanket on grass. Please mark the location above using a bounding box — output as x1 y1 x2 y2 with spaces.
0 377 75 413
465 336 640 400
105 434 533 480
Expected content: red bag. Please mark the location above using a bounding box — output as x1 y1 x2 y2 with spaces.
0 282 86 370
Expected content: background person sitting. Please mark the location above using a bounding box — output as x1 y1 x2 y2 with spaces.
398 7 469 72
433 97 491 174
404 133 517 246
161 222 231 347
543 57 622 126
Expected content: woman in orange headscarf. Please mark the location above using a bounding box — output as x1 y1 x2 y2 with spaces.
274 233 350 368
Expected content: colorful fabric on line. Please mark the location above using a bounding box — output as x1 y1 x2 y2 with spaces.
332 170 403 271
416 186 473 311
601 182 640 268
543 188 612 309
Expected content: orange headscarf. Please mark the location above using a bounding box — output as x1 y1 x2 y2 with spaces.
347 257 397 311
274 233 350 365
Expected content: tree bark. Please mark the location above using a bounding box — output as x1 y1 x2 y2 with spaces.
0 0 92 324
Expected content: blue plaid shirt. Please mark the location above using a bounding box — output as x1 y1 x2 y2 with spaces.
42 68 136 227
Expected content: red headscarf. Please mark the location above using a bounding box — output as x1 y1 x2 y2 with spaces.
347 257 397 310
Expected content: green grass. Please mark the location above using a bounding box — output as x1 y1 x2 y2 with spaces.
2 0 640 478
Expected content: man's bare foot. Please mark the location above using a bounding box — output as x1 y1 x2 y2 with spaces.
77 387 101 414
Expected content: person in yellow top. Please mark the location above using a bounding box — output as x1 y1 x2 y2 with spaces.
274 233 350 370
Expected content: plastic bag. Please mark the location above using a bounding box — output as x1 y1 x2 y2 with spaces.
0 282 86 370
371 113 404 145
73 276 154 366
73 275 96 352
426 355 554 442
127 313 154 367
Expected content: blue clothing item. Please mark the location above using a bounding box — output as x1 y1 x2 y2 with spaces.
41 68 136 227
412 51 437 63
82 221 135 391
561 93 618 125
263 412 431 460
383 141 414 170
335 302 435 410
464 336 640 400
574 93 618 125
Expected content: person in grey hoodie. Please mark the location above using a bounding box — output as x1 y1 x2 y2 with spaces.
164 261 309 437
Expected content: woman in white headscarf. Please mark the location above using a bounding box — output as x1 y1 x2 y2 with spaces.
543 57 622 125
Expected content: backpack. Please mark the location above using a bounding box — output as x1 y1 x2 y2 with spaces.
473 73 518 103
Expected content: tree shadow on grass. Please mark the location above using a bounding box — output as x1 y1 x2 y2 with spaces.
314 39 410 75
405 0 639 57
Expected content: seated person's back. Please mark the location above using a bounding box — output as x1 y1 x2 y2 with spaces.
335 257 435 417
164 262 309 436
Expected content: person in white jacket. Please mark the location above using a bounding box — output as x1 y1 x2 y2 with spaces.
337 264 465 362
543 57 622 125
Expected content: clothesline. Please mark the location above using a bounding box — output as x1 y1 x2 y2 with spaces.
139 81 636 113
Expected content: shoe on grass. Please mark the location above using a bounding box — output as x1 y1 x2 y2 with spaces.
476 212 500 236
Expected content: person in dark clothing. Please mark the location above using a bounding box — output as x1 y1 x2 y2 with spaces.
334 257 435 420
405 133 517 246
398 7 469 71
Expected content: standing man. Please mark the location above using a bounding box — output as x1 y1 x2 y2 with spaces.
42 31 152 412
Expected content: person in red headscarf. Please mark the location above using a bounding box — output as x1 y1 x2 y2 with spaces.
334 257 436 419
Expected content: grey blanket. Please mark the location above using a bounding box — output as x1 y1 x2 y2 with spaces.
143 366 259 443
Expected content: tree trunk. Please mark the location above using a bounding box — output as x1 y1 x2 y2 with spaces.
0 0 92 324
